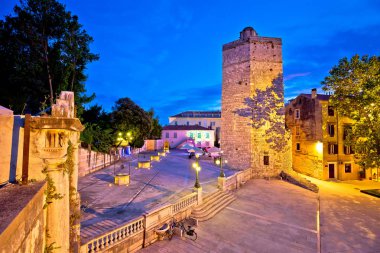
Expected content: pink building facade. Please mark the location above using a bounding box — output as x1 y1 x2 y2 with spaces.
161 125 215 148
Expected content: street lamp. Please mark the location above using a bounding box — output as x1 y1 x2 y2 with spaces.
215 151 228 178
192 153 201 188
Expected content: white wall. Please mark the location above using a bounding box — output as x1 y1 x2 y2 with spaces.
162 129 215 148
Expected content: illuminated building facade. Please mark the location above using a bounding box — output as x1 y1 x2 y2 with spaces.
161 125 215 148
169 111 221 144
285 88 362 180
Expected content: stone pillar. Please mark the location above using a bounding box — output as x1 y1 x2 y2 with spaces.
193 187 203 205
29 91 84 253
70 143 81 252
71 143 80 193
45 159 70 253
218 177 226 191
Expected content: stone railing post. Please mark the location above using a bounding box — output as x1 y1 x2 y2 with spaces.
193 187 203 205
218 176 226 191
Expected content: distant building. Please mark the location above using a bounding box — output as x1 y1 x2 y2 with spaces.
161 125 215 148
169 111 221 144
285 88 362 180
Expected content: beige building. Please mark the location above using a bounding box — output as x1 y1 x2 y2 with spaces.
285 88 362 180
221 27 291 176
169 111 220 144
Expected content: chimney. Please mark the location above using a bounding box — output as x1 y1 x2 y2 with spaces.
311 88 317 99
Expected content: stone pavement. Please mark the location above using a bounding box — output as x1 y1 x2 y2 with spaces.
78 149 236 243
141 179 318 253
141 178 380 253
304 176 380 253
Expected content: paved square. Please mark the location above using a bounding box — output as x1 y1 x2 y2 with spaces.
141 179 318 253
79 149 236 243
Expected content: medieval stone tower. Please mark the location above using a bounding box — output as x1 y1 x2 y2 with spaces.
221 27 290 177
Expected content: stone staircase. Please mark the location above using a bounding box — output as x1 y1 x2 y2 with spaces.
191 190 236 222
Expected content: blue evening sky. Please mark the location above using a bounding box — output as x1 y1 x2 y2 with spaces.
1 0 379 124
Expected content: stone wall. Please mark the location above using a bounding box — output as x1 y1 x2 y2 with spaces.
78 148 115 177
221 29 252 170
0 111 14 184
0 182 47 253
145 139 163 151
221 27 290 176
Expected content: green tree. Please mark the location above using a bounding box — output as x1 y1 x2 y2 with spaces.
322 55 380 172
235 75 289 152
81 105 113 152
147 108 162 139
111 98 162 148
0 0 98 115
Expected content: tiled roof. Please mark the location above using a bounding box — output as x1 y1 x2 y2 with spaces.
300 94 331 101
170 111 221 118
162 125 212 131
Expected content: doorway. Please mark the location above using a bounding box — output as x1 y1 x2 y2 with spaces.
328 163 336 179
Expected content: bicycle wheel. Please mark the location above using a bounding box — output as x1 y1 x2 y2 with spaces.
186 231 197 241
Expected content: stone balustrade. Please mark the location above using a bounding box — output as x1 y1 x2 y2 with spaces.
81 217 144 253
171 192 198 214
80 190 200 252
219 168 253 191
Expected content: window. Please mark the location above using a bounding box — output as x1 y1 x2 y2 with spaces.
343 125 352 140
189 132 194 139
328 143 338 154
187 121 189 126
197 133 201 138
345 163 352 173
296 143 301 151
165 132 169 138
328 106 334 116
174 121 178 125
174 132 177 138
288 108 293 115
263 155 269 165
328 124 335 137
205 132 210 139
198 121 201 126
295 126 300 136
211 121 215 126
344 145 354 155
295 109 300 119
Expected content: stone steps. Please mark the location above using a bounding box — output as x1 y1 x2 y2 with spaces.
192 191 228 214
191 190 236 222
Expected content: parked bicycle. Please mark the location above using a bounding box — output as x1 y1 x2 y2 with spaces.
157 218 197 241
173 219 197 241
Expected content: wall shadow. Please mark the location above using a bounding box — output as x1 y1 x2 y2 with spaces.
9 116 23 182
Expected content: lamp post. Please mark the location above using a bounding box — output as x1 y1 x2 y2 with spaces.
113 148 116 176
216 151 227 178
192 153 201 188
